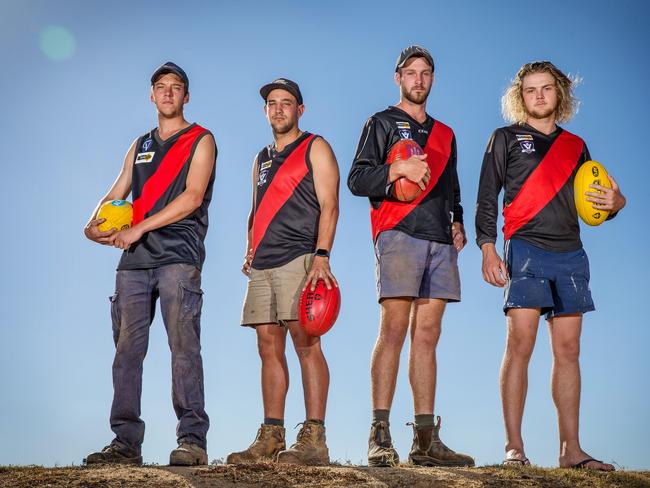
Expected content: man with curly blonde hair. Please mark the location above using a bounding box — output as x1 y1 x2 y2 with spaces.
475 61 625 471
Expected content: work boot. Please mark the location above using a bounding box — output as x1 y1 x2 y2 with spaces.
226 424 286 464
408 416 475 467
85 442 142 465
367 421 399 467
276 421 329 466
170 443 208 466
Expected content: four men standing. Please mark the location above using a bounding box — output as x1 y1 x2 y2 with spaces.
84 53 622 471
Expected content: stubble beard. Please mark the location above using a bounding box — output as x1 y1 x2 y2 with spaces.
271 119 296 137
402 85 431 105
527 104 556 120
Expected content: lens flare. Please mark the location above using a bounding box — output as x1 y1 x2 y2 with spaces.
39 26 76 61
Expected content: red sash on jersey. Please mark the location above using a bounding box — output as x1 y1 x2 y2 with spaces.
370 121 454 240
132 125 208 225
251 135 315 259
502 130 583 240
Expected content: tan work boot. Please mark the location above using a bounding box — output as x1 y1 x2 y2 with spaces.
276 421 329 466
368 421 400 467
226 424 286 464
408 416 475 467
170 443 208 466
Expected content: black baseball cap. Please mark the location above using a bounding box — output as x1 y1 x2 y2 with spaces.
395 45 435 72
260 78 303 105
151 62 189 89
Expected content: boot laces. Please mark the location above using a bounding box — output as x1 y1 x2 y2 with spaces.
293 422 314 447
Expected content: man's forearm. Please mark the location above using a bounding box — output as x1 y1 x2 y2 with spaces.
315 203 338 251
135 190 203 234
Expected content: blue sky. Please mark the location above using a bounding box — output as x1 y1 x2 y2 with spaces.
1 0 648 470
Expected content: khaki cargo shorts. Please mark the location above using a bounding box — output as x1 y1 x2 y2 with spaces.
241 253 313 327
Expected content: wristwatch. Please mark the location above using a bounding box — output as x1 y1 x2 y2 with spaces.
314 248 330 258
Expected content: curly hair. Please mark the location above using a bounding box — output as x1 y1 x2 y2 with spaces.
501 61 579 125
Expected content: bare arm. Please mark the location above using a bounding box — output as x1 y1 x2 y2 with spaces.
83 139 136 245
111 134 217 249
305 137 340 290
242 155 259 276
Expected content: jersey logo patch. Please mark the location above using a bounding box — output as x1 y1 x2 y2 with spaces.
396 121 410 129
142 138 153 151
516 134 533 141
519 141 535 154
136 152 155 164
399 129 412 140
258 170 269 187
260 160 272 170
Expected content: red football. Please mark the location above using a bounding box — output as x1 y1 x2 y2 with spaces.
298 280 341 337
386 139 425 202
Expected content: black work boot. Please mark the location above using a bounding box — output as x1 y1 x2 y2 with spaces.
85 442 142 465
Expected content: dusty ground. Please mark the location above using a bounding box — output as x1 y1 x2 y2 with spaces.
1 463 649 487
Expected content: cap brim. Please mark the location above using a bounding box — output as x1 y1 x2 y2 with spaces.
151 68 189 87
259 83 302 104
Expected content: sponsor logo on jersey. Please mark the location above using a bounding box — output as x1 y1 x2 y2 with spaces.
516 134 534 141
135 152 155 164
399 129 412 140
396 121 411 129
260 160 272 171
142 138 153 151
418 129 429 134
519 141 535 154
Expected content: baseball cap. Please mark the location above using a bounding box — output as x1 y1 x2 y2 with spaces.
260 78 303 105
395 45 435 72
151 62 189 89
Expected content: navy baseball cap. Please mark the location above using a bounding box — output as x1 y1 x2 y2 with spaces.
395 45 435 72
151 62 189 89
260 78 303 105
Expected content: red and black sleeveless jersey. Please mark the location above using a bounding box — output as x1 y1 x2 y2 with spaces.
475 124 589 252
348 106 462 242
117 123 216 270
251 132 320 270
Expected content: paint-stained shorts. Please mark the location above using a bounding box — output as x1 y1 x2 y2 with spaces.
374 230 461 302
241 253 313 327
504 238 595 319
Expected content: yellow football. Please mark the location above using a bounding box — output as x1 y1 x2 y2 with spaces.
97 200 133 232
574 160 611 226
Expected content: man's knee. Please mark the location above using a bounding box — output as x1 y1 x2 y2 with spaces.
256 326 285 361
552 338 580 363
505 331 536 360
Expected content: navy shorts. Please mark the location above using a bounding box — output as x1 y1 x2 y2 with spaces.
504 238 595 319
374 230 461 302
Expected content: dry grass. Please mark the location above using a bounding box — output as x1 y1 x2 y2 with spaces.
1 463 649 487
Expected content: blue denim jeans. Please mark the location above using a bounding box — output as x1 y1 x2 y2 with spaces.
109 263 209 451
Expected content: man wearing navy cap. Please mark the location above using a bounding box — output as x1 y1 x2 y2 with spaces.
83 62 216 466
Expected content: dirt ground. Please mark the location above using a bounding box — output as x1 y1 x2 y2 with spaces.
1 463 649 488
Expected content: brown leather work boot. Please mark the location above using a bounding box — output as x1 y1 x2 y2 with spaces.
226 424 285 464
408 416 475 467
276 421 329 466
367 421 400 467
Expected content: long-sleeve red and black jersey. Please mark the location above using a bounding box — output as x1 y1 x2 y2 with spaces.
475 123 593 252
348 106 462 243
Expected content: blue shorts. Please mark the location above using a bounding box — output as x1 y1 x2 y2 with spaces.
504 238 595 319
374 230 461 302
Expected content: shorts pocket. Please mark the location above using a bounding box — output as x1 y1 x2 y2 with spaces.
179 282 204 323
